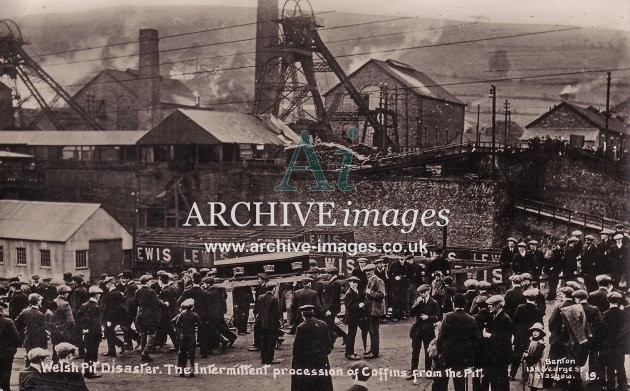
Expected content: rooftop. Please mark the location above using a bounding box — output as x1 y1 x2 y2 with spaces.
0 200 102 242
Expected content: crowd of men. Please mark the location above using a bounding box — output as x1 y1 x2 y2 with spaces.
0 223 628 391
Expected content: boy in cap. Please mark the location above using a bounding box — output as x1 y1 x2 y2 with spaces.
172 298 201 377
75 286 104 378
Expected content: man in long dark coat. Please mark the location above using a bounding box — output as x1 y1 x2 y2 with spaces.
136 275 168 361
291 305 333 391
483 295 513 391
434 293 478 391
0 301 21 391
102 276 126 356
255 281 281 364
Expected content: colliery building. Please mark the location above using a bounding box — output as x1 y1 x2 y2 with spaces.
0 200 132 282
522 101 629 150
29 28 202 131
324 59 466 150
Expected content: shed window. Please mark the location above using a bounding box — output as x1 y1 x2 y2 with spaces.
16 247 26 266
40 250 51 268
76 250 88 269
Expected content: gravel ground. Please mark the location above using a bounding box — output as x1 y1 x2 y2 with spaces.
8 303 630 390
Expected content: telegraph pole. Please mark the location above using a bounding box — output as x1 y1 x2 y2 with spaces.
489 85 497 175
503 100 510 146
476 104 480 144
605 71 611 153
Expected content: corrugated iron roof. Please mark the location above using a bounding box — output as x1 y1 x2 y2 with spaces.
138 109 298 146
0 200 102 242
0 131 148 146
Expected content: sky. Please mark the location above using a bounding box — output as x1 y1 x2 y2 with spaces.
3 0 629 31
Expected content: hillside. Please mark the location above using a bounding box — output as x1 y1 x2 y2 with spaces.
10 5 630 129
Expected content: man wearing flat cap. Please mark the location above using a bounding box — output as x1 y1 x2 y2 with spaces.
544 240 566 301
388 254 411 321
607 233 628 287
407 284 441 377
504 274 525 321
26 275 46 298
463 279 478 313
102 276 126 356
291 304 333 391
564 237 580 284
8 280 28 321
290 277 321 333
512 242 531 275
363 263 386 359
499 238 518 287
601 291 627 391
0 299 21 391
76 286 104 378
344 276 366 360
15 293 49 366
483 295 513 391
581 234 600 292
434 293 477 391
156 272 180 351
233 284 254 335
527 240 545 283
19 347 50 390
254 280 282 364
588 275 614 313
178 272 212 356
118 269 139 350
510 289 543 380
51 285 75 363
136 275 168 361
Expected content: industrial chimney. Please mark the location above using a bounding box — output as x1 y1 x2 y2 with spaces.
253 0 280 114
138 29 160 130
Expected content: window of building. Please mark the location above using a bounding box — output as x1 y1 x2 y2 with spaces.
0 246 3 264
16 247 26 266
75 250 88 269
40 249 51 268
